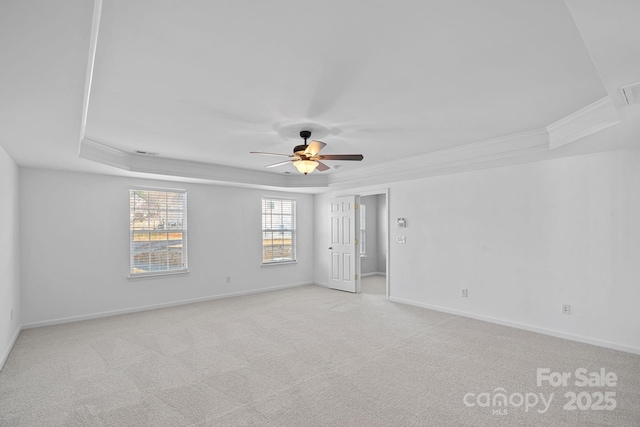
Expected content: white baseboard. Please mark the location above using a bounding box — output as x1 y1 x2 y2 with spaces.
389 296 640 356
0 326 21 371
361 272 386 277
22 282 314 329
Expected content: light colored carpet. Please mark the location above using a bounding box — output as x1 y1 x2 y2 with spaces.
1 277 639 426
360 274 386 296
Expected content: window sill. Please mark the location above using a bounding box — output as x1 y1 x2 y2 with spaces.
261 261 297 267
128 270 190 280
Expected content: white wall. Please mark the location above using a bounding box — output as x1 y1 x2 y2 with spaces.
19 168 315 326
314 147 640 353
0 145 20 369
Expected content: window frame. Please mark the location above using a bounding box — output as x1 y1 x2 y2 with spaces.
261 197 297 265
129 187 188 278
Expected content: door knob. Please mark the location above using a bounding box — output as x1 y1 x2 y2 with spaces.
328 246 333 250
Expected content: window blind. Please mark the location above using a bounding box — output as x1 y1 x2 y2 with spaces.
129 188 188 276
262 198 296 264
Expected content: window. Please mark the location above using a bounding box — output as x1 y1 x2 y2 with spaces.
130 188 187 276
360 204 366 256
262 198 296 264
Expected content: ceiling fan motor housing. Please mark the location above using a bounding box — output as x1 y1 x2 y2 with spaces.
295 130 312 155
293 144 308 155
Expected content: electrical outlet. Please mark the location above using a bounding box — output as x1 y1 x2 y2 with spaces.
226 276 231 284
397 236 406 244
562 304 571 315
462 289 468 298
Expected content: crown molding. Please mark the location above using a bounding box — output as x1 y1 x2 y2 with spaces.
546 96 620 150
79 0 103 147
79 138 329 188
328 129 549 188
79 137 132 170
79 97 625 191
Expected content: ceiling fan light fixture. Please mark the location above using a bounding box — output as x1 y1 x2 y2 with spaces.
293 160 318 175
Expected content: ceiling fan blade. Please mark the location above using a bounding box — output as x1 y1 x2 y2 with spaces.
315 161 330 171
250 151 293 158
304 140 326 157
265 160 293 168
317 154 364 161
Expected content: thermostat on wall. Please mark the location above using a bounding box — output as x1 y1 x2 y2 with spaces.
397 218 406 227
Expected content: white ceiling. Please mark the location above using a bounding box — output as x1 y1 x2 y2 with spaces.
2 0 640 191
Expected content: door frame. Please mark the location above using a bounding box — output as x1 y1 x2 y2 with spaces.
334 188 389 298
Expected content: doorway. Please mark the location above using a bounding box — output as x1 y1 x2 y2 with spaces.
357 191 389 298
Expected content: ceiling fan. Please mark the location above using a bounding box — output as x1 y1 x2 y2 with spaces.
250 130 364 175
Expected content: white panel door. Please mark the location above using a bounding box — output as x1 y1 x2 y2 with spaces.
328 196 359 293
